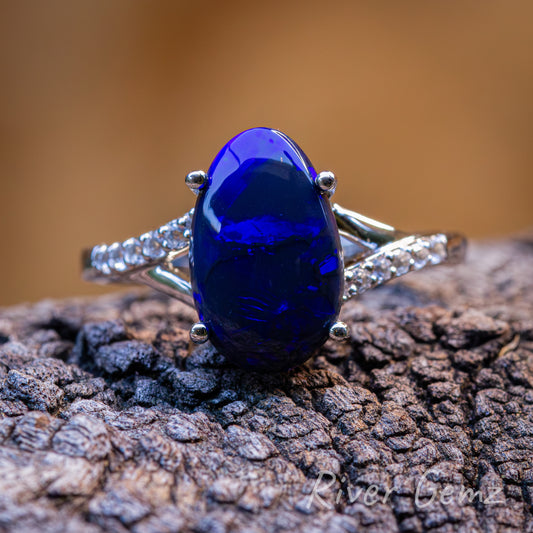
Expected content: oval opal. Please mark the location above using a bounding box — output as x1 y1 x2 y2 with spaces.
190 128 343 371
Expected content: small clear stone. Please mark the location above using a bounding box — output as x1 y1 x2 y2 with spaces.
428 235 447 265
411 241 430 270
373 255 392 283
123 238 145 266
92 245 110 274
141 232 166 259
159 220 185 250
391 249 411 276
179 209 194 229
353 267 373 292
107 242 127 272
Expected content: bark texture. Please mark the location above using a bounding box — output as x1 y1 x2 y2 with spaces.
0 236 532 533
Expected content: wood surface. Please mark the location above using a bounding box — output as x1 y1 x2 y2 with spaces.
0 236 532 532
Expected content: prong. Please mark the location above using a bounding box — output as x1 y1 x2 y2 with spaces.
315 171 337 197
329 321 350 342
185 170 208 194
190 322 209 344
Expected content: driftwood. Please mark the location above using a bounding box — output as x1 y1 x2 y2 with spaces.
0 235 532 533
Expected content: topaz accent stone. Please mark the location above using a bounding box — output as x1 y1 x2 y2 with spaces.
123 238 145 266
411 241 430 270
92 245 110 275
141 232 165 260
190 128 343 371
107 242 127 272
159 220 186 250
392 249 412 276
354 267 373 292
374 255 393 282
428 235 447 264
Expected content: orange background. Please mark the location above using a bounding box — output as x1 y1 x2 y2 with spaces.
1 1 532 306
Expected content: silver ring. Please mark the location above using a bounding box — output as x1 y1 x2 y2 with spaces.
82 127 466 371
82 206 465 303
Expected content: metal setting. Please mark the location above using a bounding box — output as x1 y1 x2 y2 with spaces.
82 209 195 307
185 170 208 194
190 322 209 344
315 171 337 197
329 321 350 342
82 172 466 335
83 202 465 308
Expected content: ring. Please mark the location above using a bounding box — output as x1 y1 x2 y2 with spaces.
82 127 466 372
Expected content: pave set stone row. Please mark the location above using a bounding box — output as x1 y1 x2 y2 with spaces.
90 209 194 275
343 233 448 300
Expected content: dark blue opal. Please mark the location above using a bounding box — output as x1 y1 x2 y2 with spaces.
190 128 343 371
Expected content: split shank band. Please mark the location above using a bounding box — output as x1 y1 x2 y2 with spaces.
82 203 466 306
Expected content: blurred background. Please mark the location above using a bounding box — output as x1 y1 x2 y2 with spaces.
1 1 532 306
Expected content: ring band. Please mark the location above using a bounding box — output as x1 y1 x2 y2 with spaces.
82 207 465 303
82 127 466 371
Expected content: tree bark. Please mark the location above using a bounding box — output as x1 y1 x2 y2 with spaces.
0 235 532 533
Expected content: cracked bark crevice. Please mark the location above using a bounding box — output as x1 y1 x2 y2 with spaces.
0 236 532 533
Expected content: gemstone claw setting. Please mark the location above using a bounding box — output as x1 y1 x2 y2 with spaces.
185 171 208 194
190 322 209 344
315 171 337 197
329 321 350 341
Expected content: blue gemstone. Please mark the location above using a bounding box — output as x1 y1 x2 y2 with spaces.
190 127 343 371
